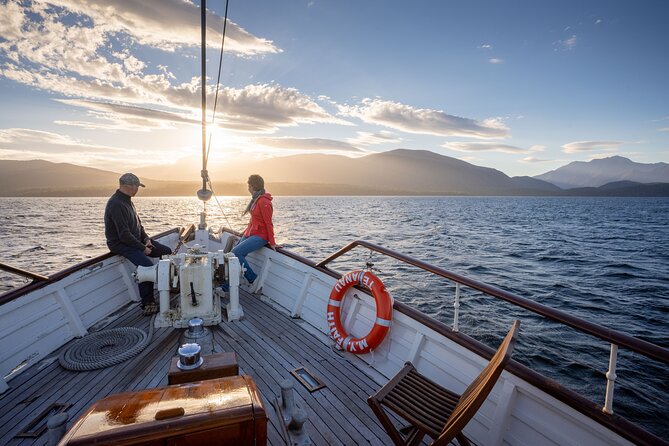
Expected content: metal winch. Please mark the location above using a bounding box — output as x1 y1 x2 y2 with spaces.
179 317 214 356
134 240 243 329
177 343 203 370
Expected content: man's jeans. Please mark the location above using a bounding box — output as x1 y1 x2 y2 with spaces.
115 240 172 305
231 235 267 283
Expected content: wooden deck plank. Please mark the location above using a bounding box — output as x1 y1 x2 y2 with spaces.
240 293 392 443
246 292 383 392
1 305 148 444
212 326 314 446
4 313 173 444
201 337 286 446
0 301 141 402
0 290 395 446
229 300 382 445
212 322 335 445
218 319 361 445
5 312 179 446
249 295 382 392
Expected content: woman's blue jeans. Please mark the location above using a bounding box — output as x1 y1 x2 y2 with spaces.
232 235 267 283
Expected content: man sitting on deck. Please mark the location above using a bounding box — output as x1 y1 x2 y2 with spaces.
104 173 171 315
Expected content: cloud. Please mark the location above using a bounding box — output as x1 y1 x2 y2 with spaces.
441 141 533 154
56 99 198 130
114 52 146 73
658 127 669 132
32 0 279 54
564 35 578 49
339 99 509 139
0 2 321 134
489 58 504 64
478 44 492 49
0 127 191 169
253 137 363 153
561 140 623 153
0 128 125 154
555 35 578 51
0 1 24 42
213 84 349 132
347 131 403 146
521 156 552 163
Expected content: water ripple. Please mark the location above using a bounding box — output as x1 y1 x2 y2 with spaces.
0 195 667 438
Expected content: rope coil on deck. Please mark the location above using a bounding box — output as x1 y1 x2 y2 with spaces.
59 315 156 371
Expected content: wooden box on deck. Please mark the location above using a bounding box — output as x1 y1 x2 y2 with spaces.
57 375 267 446
168 352 239 385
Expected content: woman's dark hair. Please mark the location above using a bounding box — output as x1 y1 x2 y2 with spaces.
247 174 264 191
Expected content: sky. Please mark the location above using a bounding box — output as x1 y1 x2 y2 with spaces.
0 0 668 179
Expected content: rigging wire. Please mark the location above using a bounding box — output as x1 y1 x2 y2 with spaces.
201 0 238 231
207 177 236 231
206 0 230 163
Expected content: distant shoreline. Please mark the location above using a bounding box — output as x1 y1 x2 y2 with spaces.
2 180 669 198
3 155 668 198
2 191 669 198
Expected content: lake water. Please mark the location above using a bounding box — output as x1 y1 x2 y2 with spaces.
1 195 668 438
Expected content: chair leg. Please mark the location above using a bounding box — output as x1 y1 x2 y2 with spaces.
455 432 471 446
368 398 407 446
406 427 426 446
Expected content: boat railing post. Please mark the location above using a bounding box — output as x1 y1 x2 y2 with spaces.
251 255 272 294
291 273 312 318
225 253 243 321
603 343 618 414
453 282 461 332
55 288 88 337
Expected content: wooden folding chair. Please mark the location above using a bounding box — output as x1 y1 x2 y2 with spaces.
368 320 520 446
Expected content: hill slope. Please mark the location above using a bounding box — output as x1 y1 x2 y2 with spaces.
534 156 669 188
220 149 558 195
1 152 667 196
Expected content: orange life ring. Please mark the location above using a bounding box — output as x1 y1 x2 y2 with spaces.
326 270 392 354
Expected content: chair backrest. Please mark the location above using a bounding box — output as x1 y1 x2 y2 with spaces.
434 320 520 446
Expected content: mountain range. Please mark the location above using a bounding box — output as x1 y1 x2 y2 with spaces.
1 151 667 196
534 156 669 189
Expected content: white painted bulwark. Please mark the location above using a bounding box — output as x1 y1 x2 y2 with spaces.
0 231 648 445
0 256 131 385
0 232 179 389
253 248 636 446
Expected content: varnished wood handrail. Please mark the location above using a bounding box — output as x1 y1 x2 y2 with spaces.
0 227 181 306
317 240 669 365
0 262 49 282
222 229 665 446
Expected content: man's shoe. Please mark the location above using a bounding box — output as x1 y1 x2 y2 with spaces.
141 302 159 316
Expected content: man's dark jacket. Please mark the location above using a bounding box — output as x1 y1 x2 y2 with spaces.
104 189 148 253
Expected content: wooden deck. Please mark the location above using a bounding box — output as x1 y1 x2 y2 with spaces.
0 289 396 446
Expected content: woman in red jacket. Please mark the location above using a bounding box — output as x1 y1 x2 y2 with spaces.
232 174 276 284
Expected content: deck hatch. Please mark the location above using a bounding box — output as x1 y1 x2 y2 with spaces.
291 366 326 392
15 402 71 438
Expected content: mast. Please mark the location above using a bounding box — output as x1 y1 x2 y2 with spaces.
197 0 212 206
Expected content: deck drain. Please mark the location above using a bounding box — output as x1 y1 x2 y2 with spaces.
15 402 71 438
291 366 326 392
